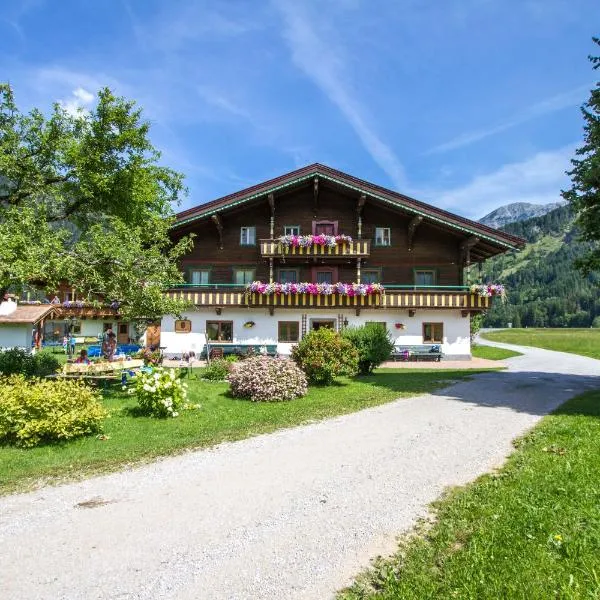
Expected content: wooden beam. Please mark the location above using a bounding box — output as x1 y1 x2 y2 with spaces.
459 237 479 284
313 177 319 216
357 194 366 239
407 215 423 251
211 214 224 250
268 193 275 238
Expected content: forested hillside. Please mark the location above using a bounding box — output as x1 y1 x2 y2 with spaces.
482 205 600 328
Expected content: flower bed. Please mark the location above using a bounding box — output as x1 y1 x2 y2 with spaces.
246 281 384 296
277 234 353 248
470 283 506 298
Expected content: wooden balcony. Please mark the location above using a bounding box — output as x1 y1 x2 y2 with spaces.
260 239 370 258
165 286 491 311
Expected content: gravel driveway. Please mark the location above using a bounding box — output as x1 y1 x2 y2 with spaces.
1 342 599 600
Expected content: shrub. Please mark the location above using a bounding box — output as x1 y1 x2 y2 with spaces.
137 347 163 366
342 324 395 375
200 358 232 381
0 375 107 447
228 356 307 401
291 328 358 385
131 367 187 418
0 348 60 378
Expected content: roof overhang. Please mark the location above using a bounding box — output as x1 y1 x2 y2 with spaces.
172 164 526 253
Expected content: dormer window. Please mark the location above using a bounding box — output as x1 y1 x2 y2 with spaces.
240 226 256 246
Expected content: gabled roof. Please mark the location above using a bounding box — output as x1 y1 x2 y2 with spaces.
0 304 58 325
173 163 525 250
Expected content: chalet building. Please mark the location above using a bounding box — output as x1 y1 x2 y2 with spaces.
162 164 524 359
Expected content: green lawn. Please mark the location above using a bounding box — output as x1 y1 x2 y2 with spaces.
482 328 600 360
0 368 496 495
471 345 523 361
339 390 600 599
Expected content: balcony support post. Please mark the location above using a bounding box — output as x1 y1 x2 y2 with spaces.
313 177 319 217
460 236 479 285
356 258 361 283
269 258 274 284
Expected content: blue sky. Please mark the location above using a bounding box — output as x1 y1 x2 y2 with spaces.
0 0 597 219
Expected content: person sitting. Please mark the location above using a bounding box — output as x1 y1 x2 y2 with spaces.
75 349 91 364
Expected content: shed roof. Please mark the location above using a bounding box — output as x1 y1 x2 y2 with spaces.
0 304 58 325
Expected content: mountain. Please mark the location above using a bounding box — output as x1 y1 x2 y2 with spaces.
479 201 565 229
481 205 600 328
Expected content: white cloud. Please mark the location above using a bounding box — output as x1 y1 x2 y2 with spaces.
428 85 590 154
273 0 406 189
60 86 95 115
425 144 575 219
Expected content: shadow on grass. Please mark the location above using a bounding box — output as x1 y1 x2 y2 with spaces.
359 369 600 416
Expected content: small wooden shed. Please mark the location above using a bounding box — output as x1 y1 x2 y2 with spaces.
0 304 59 350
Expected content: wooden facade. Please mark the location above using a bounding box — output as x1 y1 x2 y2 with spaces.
169 164 523 312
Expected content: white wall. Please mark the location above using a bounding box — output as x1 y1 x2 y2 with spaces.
160 308 471 358
0 324 31 350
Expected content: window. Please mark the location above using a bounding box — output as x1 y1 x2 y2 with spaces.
118 323 128 335
278 321 299 342
189 269 210 285
206 320 233 342
316 271 333 284
240 226 256 245
103 323 113 332
375 227 391 246
313 220 337 235
423 322 444 343
311 319 336 331
361 270 380 284
72 322 82 335
233 268 255 285
284 225 300 236
278 269 298 283
175 319 192 333
414 270 436 286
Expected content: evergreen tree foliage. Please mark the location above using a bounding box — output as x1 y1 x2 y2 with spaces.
562 37 600 274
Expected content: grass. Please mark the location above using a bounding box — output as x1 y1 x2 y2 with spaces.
471 345 522 361
339 390 600 599
482 328 600 360
0 368 496 496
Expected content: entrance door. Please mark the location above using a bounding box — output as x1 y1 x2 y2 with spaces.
311 319 336 331
117 323 129 344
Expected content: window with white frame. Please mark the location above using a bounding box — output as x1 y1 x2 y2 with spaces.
284 225 300 236
233 268 255 285
375 227 391 246
240 226 256 245
189 269 210 285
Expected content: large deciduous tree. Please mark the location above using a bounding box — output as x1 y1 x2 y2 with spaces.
0 84 192 319
562 37 600 274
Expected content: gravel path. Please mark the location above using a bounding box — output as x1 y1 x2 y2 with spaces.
1 343 599 600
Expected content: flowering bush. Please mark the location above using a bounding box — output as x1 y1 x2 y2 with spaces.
228 357 307 402
277 234 353 248
131 367 187 418
0 375 107 447
470 283 506 298
291 328 359 385
246 281 384 296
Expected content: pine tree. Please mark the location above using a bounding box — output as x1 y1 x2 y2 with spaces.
562 37 600 274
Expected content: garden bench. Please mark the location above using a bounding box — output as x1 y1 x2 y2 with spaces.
391 344 443 362
200 343 278 359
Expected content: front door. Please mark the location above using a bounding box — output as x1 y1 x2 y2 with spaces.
311 319 336 332
117 323 129 344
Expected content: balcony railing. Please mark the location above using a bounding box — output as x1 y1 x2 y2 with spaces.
165 284 491 310
260 239 370 258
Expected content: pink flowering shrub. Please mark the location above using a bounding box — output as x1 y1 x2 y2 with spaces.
227 357 307 402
